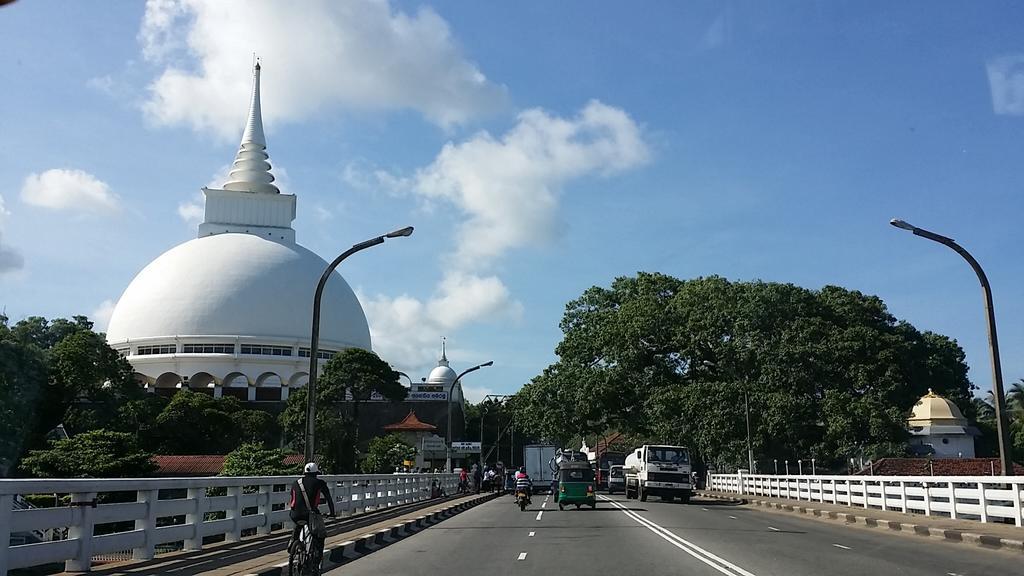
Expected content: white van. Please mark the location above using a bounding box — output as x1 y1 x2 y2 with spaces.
606 464 626 494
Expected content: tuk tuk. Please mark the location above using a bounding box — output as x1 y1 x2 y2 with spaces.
555 461 596 510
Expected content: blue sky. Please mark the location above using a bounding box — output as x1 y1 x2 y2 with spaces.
2 1 1023 402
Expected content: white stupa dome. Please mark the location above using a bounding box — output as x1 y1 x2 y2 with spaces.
104 62 372 402
427 364 458 387
106 234 370 349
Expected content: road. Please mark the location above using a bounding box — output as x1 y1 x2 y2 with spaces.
329 492 1021 576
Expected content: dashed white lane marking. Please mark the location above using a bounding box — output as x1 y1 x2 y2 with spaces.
702 507 709 511
768 527 780 532
729 515 737 519
832 544 851 550
518 552 528 560
542 501 547 508
535 510 543 521
600 495 757 576
529 531 535 537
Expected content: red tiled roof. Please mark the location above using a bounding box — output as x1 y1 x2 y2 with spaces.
152 454 305 476
856 458 1024 476
383 411 437 431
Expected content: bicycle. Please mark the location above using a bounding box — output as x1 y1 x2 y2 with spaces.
288 513 325 576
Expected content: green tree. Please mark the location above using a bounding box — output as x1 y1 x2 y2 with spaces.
151 390 242 454
221 442 298 476
320 348 407 471
512 273 976 471
0 315 135 476
20 429 157 478
280 385 351 473
362 434 414 474
231 409 281 447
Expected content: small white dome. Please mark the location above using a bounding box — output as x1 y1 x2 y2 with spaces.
106 233 370 349
427 365 457 386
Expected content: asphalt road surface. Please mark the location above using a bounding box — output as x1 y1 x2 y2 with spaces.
328 492 1021 576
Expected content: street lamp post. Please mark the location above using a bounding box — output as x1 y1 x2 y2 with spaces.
303 226 414 463
774 459 778 475
744 387 754 473
890 218 1014 476
445 361 494 472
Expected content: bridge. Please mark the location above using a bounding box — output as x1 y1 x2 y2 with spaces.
4 472 1024 576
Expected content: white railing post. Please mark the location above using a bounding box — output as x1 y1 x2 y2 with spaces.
977 481 988 523
736 470 744 495
225 485 243 542
133 489 160 560
1011 479 1022 527
879 481 887 511
948 481 957 519
898 480 907 513
184 487 205 551
65 491 97 573
861 480 868 509
256 484 273 535
922 482 932 516
0 493 13 576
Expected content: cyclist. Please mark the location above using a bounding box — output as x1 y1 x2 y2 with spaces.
288 463 336 564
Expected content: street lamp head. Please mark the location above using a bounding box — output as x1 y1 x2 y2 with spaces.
889 218 916 231
481 360 494 367
386 226 415 238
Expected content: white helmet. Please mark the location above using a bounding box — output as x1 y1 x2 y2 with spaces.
304 462 319 474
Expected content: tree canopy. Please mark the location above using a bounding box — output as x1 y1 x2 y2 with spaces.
280 348 406 473
221 443 299 477
20 429 157 478
361 433 414 474
0 315 137 476
510 273 976 471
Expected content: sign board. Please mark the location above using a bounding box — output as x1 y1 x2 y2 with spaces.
451 441 482 454
409 391 448 401
421 435 447 457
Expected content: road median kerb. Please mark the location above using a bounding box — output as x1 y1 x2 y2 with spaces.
697 490 1024 555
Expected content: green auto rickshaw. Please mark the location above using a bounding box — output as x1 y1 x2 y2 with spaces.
555 461 596 510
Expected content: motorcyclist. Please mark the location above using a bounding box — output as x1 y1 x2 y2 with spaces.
288 463 336 562
514 466 533 505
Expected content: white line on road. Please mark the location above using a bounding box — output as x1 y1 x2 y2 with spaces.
542 501 547 508
529 531 535 537
729 515 737 519
536 510 543 521
702 507 709 511
518 552 528 560
832 544 851 550
768 527 780 532
599 495 757 576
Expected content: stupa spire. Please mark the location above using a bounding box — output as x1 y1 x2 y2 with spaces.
438 337 449 367
223 59 279 194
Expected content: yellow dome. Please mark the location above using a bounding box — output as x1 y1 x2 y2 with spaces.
907 389 967 426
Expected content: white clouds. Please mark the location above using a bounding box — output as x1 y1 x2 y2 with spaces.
360 272 522 372
987 54 1024 115
0 194 24 275
91 299 117 332
139 0 507 139
362 101 648 370
20 169 121 214
412 100 650 264
177 195 204 226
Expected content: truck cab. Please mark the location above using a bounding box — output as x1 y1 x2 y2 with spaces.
624 444 693 503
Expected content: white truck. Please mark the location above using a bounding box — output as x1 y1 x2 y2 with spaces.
523 444 559 493
624 444 693 503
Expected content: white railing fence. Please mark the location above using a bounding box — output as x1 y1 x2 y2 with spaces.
708 472 1024 527
1 473 457 575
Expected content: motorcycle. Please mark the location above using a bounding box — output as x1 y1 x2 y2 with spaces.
516 489 532 511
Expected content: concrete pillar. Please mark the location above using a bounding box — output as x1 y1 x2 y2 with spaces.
247 386 256 402
65 491 97 572
184 488 204 551
132 489 160 560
